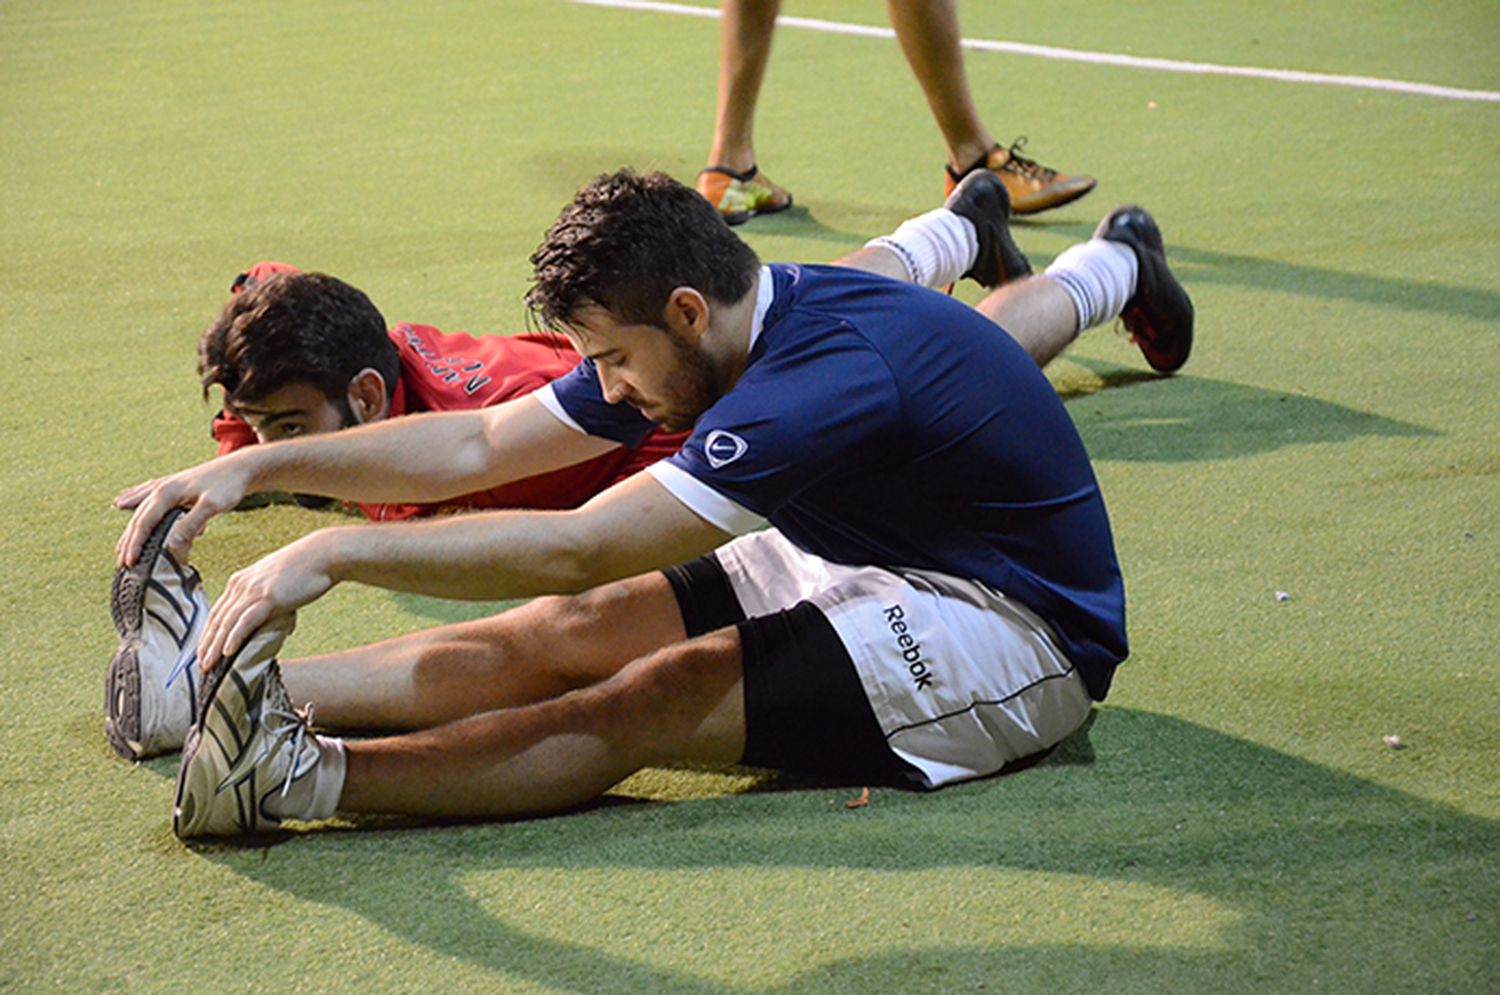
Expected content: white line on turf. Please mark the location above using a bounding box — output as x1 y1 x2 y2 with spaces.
569 0 1500 105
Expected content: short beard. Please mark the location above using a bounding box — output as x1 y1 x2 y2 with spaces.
656 332 722 432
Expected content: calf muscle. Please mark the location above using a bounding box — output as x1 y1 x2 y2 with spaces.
338 628 748 818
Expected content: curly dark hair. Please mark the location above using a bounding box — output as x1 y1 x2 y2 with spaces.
198 272 400 409
526 169 761 331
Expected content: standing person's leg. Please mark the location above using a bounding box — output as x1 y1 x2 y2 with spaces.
706 0 779 175
885 0 1095 214
697 0 793 224
884 0 993 174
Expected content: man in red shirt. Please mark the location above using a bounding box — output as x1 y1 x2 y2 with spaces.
207 262 687 522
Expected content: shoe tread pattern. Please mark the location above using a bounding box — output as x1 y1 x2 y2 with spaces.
105 507 188 760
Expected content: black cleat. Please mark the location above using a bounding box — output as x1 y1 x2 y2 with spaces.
944 170 1033 290
1095 206 1194 373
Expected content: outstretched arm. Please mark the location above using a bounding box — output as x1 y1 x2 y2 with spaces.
115 394 619 565
196 471 731 669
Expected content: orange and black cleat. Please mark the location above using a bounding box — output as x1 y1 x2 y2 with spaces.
696 165 793 225
945 138 1095 216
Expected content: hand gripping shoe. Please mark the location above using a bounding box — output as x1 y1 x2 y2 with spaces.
1094 206 1195 373
944 169 1032 289
173 613 322 838
105 508 207 760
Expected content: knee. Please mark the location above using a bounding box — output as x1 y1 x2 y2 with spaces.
593 631 744 734
523 591 609 647
532 573 678 641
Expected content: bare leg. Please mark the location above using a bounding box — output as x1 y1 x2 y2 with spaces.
886 0 994 172
833 243 1081 367
830 244 910 282
338 628 747 817
707 0 781 172
281 572 687 731
975 277 1081 367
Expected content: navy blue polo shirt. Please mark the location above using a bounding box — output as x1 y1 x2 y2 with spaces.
539 263 1127 697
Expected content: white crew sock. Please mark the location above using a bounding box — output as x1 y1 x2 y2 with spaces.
1044 238 1139 331
265 734 347 822
865 208 978 288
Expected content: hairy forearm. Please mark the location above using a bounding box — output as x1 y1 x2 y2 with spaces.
235 399 615 506
238 410 501 505
315 512 616 601
310 476 728 602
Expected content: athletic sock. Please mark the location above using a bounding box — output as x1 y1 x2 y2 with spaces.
1044 238 1139 331
865 208 978 288
264 734 347 822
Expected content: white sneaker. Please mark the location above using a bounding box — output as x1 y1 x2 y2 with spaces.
105 509 207 761
173 613 323 838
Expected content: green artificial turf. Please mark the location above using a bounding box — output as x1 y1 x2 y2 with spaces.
2 1 1497 991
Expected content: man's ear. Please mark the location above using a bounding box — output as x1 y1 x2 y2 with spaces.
346 368 390 424
662 287 710 343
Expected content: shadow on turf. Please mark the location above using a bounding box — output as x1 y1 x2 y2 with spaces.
1057 359 1436 463
1009 222 1500 325
197 708 1497 992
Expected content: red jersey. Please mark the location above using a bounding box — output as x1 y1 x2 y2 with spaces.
212 321 686 521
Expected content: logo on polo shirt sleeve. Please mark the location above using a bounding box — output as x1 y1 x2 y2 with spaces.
704 429 749 469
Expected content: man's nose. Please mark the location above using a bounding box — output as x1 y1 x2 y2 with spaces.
597 365 629 405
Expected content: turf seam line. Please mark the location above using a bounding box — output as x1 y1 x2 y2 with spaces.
569 0 1500 105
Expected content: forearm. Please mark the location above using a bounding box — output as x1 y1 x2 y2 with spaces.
192 473 732 668
237 399 616 506
236 410 502 505
316 478 728 602
317 512 598 601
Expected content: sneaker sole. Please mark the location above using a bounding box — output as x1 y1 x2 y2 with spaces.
173 726 214 837
720 200 793 226
105 507 188 762
104 642 144 760
109 507 186 639
1009 176 1097 216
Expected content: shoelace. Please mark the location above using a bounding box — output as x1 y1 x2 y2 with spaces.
1001 137 1059 183
217 699 316 797
260 702 316 798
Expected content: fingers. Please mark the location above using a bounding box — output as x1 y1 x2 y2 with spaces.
196 540 331 672
198 580 272 673
117 489 177 568
164 502 214 564
113 478 157 510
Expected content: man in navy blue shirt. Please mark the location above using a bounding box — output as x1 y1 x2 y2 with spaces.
116 169 1193 837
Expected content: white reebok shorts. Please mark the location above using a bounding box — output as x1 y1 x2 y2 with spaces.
714 529 1093 788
